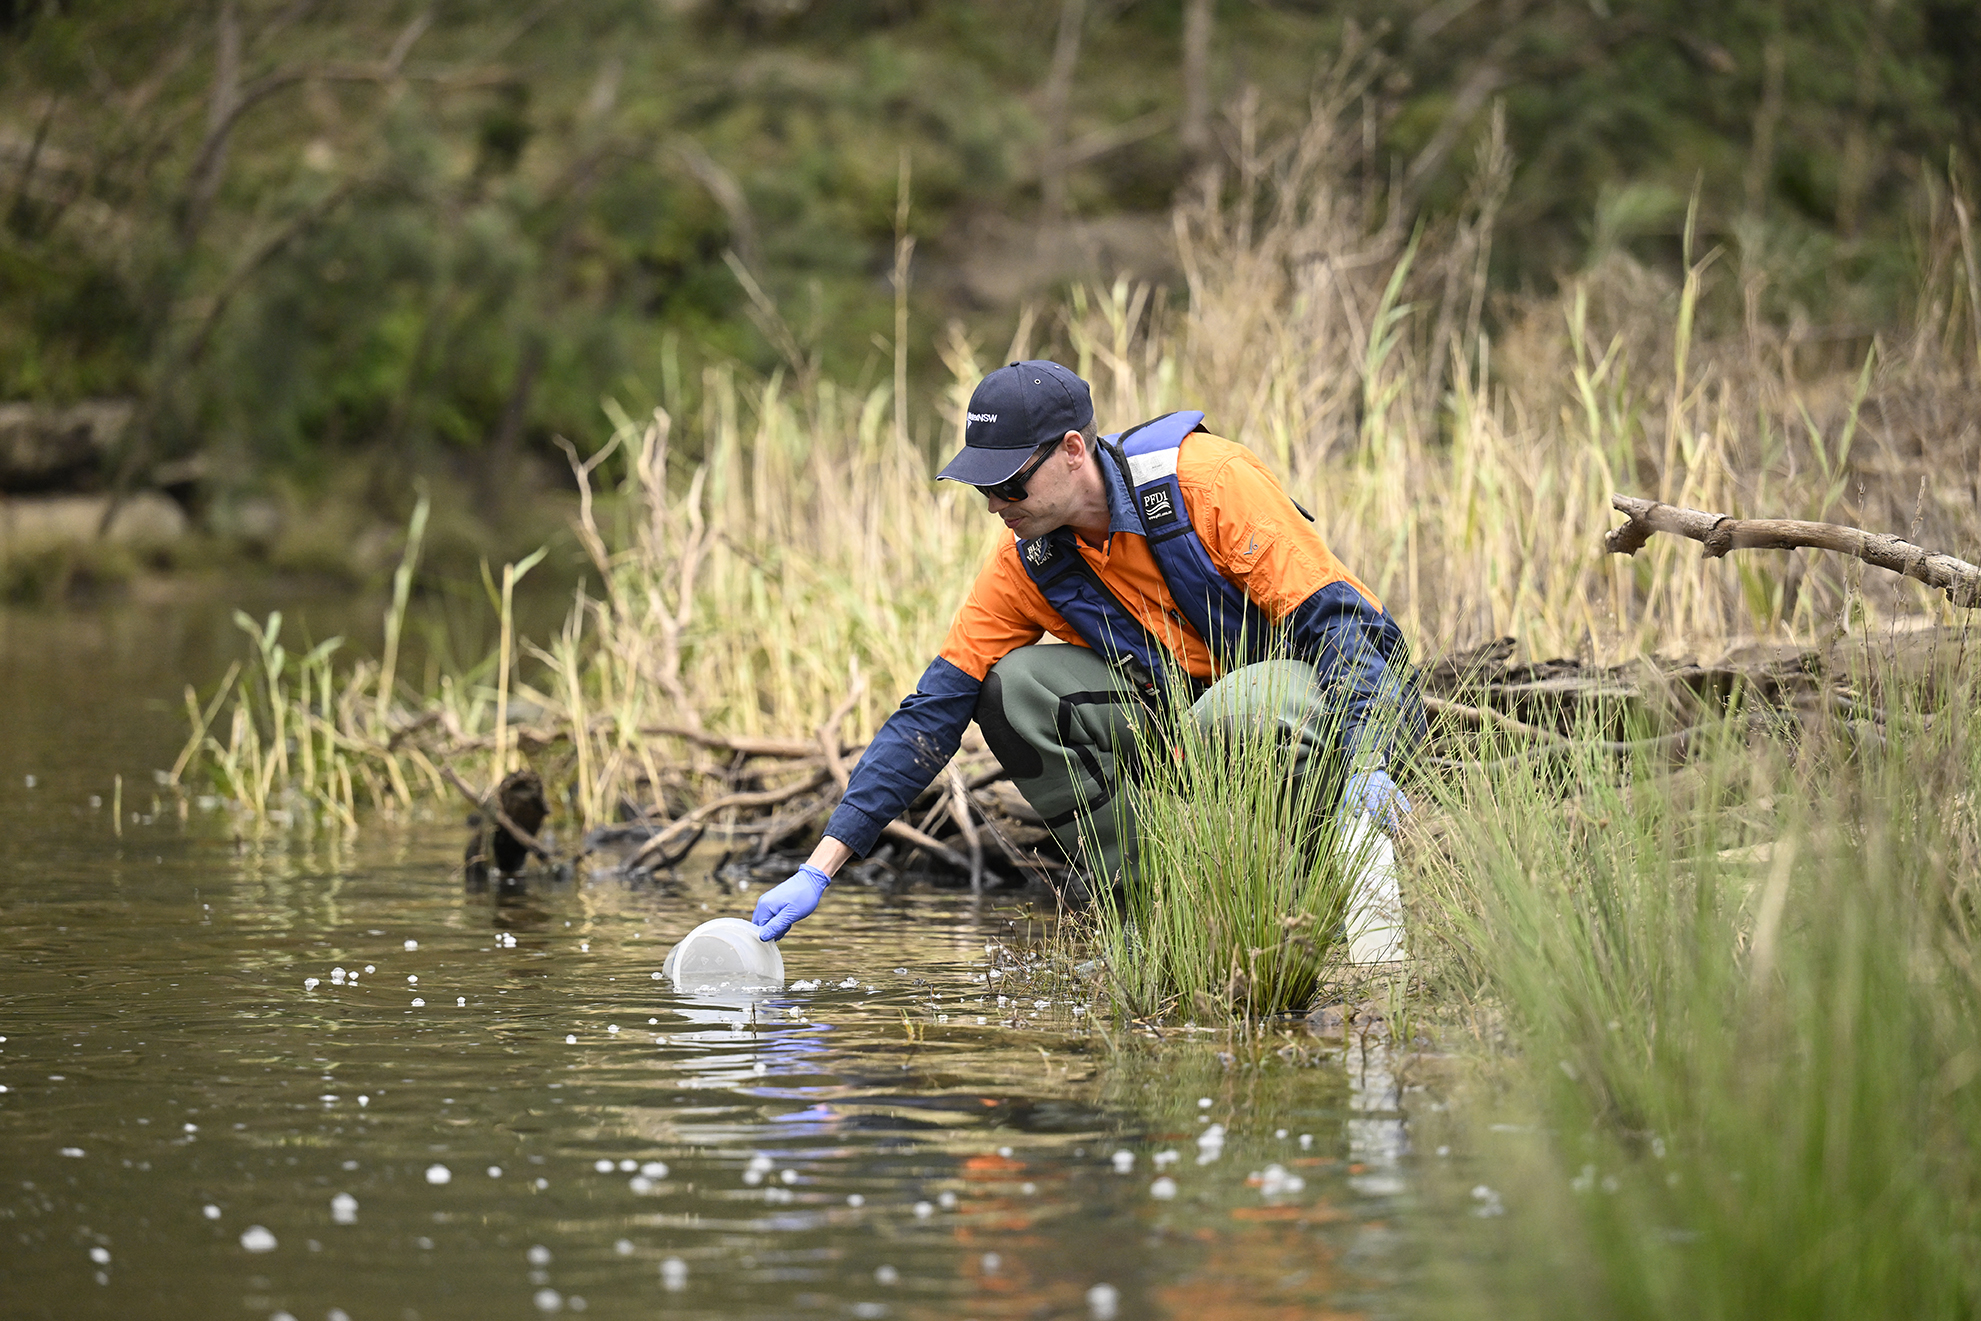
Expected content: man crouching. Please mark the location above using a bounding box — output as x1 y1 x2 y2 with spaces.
751 360 1422 963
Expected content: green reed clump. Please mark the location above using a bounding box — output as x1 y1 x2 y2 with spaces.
1416 644 1981 1319
1077 662 1389 1023
176 495 446 825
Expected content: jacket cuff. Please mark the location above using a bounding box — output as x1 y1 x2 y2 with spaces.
822 802 888 858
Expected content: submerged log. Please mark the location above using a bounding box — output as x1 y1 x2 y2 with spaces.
1604 494 1981 608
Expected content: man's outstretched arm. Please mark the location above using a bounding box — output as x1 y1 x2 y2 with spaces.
751 657 982 940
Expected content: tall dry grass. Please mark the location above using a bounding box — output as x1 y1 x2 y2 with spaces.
186 79 1981 829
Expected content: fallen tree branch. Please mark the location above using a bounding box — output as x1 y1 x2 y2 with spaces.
626 767 831 869
441 765 556 862
878 818 978 875
1604 494 1981 608
1419 727 1695 771
816 677 867 792
1422 693 1571 744
946 765 985 894
643 723 863 761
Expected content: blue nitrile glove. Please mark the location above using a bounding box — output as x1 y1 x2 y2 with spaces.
1341 769 1411 833
752 863 831 942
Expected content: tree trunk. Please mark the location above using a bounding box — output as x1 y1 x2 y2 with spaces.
1040 0 1086 224
1181 0 1213 169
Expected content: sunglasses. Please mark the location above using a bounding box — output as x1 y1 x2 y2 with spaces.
973 435 1063 502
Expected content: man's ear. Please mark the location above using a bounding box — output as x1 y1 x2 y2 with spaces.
1060 429 1090 465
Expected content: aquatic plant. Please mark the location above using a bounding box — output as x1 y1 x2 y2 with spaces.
1413 638 1981 1318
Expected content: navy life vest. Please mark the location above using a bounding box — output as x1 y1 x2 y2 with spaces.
1015 410 1278 696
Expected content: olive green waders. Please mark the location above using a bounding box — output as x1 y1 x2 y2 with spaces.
972 644 1349 884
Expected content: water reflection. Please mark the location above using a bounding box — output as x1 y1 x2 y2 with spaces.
0 599 1426 1321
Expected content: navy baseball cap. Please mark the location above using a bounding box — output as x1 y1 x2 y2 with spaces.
937 360 1095 486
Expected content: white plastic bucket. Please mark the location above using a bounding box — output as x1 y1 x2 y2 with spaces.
660 917 785 988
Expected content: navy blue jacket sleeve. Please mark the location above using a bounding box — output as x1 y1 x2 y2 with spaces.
822 656 983 857
1283 583 1425 772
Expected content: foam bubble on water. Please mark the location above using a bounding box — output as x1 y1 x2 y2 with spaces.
846 1193 864 1207
912 1200 933 1219
527 1245 552 1266
617 1158 637 1173
1196 1124 1225 1164
593 1159 614 1173
364 965 375 973
1298 1134 1314 1150
1021 1182 1037 1195
998 1146 1014 1158
874 1264 899 1285
202 1204 221 1220
533 1287 562 1312
239 1225 277 1253
660 1257 687 1291
404 940 418 951
425 1164 451 1185
407 975 418 984
304 978 319 991
1258 1164 1304 1197
1196 1097 1212 1109
607 1025 619 1034
565 1035 577 1045
89 1246 110 1264
982 1252 1001 1274
457 998 466 1007
1150 1176 1178 1199
1110 1150 1134 1173
328 1309 350 1321
487 1166 502 1178
357 1095 368 1107
271 1313 297 1321
614 1239 634 1256
1152 1150 1179 1167
780 1168 797 1185
936 1190 957 1209
411 998 425 1007
629 1176 653 1194
331 1193 357 1224
59 1147 84 1157
1087 1283 1119 1318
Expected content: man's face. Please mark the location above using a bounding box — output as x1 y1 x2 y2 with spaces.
984 435 1077 538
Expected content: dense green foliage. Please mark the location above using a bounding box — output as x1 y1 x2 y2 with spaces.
1 0 1976 505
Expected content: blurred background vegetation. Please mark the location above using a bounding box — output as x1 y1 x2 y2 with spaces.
1 0 1977 588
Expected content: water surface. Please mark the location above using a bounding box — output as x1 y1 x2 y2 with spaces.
0 597 1429 1321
